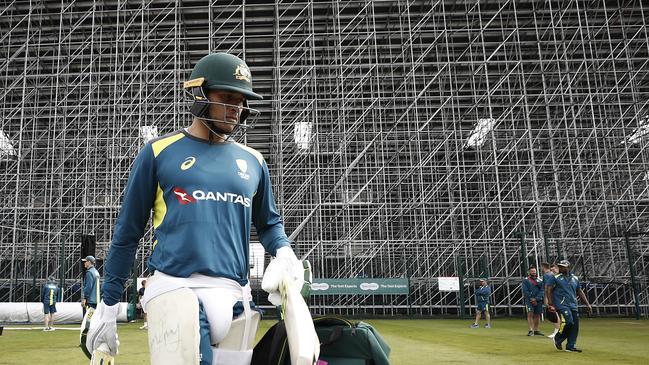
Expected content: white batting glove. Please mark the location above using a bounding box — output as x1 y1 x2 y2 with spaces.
86 301 120 357
262 246 304 306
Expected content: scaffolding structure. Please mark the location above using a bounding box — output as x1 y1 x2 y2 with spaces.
1 0 648 317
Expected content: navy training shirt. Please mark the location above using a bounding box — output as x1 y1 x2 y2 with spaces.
42 283 60 305
546 272 579 310
476 285 491 305
102 130 291 305
522 277 544 302
83 267 100 304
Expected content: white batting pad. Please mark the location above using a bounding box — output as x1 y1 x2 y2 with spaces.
147 287 200 365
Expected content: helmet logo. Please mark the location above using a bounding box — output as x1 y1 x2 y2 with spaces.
234 64 252 83
181 156 196 170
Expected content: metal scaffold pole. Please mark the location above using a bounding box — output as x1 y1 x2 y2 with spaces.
624 232 643 320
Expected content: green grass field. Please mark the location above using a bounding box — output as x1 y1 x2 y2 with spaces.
1 318 648 364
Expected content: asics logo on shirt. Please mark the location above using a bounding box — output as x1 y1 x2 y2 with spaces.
181 156 196 170
236 159 250 180
173 187 251 207
173 187 197 204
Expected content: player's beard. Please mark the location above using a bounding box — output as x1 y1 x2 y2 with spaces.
208 120 234 135
201 108 239 142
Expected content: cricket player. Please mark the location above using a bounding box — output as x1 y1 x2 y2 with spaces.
522 267 544 336
82 256 100 311
541 262 560 338
84 52 304 365
42 277 60 331
545 260 592 352
471 278 491 328
137 279 147 330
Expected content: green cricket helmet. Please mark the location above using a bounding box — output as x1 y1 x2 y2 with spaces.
184 53 262 125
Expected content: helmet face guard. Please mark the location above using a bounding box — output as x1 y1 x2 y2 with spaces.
183 78 261 140
183 53 263 141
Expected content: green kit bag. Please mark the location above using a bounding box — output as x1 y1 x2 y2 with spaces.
314 317 391 365
251 317 390 365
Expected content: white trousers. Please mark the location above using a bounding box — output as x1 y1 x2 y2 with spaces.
143 271 254 357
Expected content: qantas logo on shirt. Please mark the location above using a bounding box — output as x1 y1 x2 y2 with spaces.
173 187 251 207
173 187 196 204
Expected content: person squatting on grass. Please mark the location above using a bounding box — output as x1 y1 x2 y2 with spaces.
522 267 544 336
545 260 592 353
471 278 491 329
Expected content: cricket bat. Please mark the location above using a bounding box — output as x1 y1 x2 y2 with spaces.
280 275 320 365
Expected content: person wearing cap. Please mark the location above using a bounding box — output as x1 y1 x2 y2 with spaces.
82 255 100 311
471 278 492 329
41 276 60 331
83 53 304 365
545 260 592 353
522 267 544 336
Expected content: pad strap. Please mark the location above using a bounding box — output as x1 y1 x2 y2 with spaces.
241 286 252 351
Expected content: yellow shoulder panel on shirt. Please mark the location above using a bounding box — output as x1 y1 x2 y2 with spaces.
153 183 166 228
151 133 185 157
234 142 264 165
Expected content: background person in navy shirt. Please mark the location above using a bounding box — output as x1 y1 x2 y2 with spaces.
81 255 100 312
41 277 60 331
546 260 592 352
522 267 544 336
137 279 147 330
471 278 492 329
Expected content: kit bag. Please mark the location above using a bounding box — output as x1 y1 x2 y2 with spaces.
251 316 390 365
314 317 390 365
